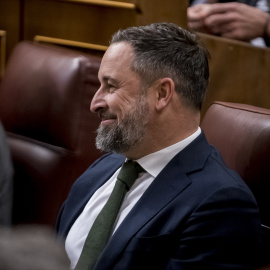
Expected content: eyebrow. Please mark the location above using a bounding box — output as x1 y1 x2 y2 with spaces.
101 76 119 85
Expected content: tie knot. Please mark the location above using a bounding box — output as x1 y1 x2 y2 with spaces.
117 160 145 190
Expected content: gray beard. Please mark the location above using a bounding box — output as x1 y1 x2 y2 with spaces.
95 95 149 154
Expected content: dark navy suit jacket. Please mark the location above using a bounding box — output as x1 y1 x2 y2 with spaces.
57 133 261 269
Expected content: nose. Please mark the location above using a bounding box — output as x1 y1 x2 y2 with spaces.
90 87 107 113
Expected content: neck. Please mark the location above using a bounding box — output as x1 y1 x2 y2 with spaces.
124 113 200 160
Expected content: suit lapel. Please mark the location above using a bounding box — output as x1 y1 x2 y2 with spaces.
94 133 211 269
58 153 125 237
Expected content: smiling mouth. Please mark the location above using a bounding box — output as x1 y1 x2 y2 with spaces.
101 119 117 126
99 112 117 126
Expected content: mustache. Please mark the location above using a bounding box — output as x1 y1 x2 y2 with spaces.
98 111 117 120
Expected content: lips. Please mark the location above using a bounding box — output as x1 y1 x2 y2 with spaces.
99 111 117 126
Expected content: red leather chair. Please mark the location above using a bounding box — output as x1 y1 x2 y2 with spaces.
0 41 103 226
201 101 270 267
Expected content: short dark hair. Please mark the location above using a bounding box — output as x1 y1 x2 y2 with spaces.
111 22 210 110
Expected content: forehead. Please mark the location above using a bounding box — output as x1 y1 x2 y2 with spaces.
98 42 135 81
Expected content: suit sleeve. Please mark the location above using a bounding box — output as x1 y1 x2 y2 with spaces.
165 185 261 270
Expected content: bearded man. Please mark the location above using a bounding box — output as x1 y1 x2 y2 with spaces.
57 22 261 270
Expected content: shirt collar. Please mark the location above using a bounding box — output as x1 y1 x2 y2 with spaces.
136 127 201 177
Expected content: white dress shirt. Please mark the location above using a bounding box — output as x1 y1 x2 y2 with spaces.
65 128 201 268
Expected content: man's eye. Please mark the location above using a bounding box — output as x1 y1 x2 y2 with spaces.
108 84 117 93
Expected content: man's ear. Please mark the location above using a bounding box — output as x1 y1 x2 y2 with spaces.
155 78 175 112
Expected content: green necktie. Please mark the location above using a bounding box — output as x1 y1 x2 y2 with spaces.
75 160 145 270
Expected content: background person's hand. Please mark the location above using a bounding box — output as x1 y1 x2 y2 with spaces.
188 2 270 42
188 4 214 34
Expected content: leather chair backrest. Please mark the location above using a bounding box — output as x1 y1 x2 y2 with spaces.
201 101 270 267
0 41 103 226
201 101 270 226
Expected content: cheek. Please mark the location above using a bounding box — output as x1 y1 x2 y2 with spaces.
110 94 137 120
106 99 129 124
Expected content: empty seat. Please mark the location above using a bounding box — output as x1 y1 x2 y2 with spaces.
0 41 103 226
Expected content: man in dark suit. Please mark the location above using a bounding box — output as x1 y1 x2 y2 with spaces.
57 22 261 270
188 0 270 46
0 120 13 226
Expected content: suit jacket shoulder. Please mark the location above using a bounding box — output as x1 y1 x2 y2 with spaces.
57 133 261 269
57 152 125 237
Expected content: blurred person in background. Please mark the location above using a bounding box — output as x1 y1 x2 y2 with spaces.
0 225 70 270
0 120 13 226
188 0 270 47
